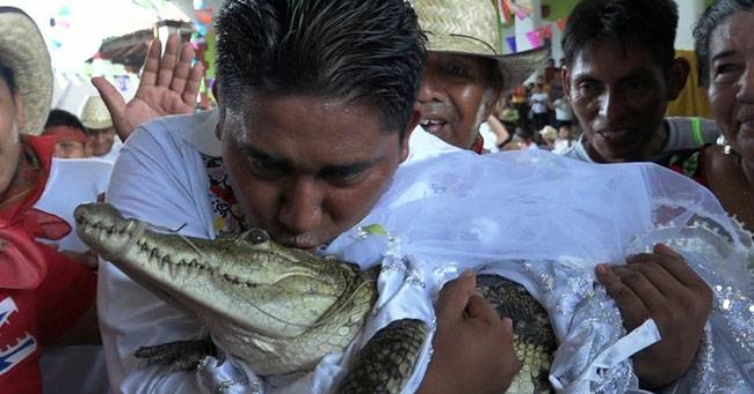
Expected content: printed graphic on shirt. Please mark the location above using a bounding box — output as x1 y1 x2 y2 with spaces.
0 297 38 376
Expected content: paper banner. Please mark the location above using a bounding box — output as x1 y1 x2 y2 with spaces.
526 30 542 48
506 36 517 53
557 18 567 32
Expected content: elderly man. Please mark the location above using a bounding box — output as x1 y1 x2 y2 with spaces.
410 0 546 153
560 0 719 164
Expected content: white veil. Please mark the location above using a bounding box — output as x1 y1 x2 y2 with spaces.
317 149 754 394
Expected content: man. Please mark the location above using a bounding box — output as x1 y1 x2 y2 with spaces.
80 95 122 163
99 1 518 392
560 0 719 164
43 109 88 158
410 0 546 153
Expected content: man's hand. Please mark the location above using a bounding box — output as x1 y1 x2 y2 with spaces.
91 34 204 141
417 272 519 394
596 243 712 388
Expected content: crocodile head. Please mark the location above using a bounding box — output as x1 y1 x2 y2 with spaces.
74 202 365 338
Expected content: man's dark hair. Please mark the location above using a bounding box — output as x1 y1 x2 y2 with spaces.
0 60 16 95
694 0 754 87
562 0 679 75
215 0 426 135
45 108 86 131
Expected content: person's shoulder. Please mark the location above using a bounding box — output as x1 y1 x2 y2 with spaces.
558 138 591 162
133 111 203 139
665 117 719 150
126 109 219 156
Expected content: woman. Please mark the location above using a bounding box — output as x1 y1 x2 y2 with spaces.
667 0 754 233
0 7 108 393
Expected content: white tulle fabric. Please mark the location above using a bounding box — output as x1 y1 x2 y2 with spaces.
203 148 753 394
316 149 752 393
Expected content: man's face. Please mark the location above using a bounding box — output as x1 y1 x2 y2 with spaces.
564 39 672 163
220 94 416 249
707 11 754 160
0 76 21 194
86 127 115 157
416 52 496 149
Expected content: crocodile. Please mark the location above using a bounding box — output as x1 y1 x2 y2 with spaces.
74 202 556 393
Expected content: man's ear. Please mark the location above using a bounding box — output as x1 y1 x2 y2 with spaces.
400 108 420 162
215 106 226 140
667 57 691 101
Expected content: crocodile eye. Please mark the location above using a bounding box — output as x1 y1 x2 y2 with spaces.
247 228 269 245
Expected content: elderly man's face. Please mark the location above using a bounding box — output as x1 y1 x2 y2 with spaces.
0 76 21 194
86 126 116 157
220 93 417 249
416 52 498 149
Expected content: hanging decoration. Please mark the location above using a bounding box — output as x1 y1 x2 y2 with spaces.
192 0 213 37
491 0 533 26
505 36 517 53
525 29 542 48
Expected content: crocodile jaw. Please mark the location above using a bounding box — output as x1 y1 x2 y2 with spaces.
74 203 353 338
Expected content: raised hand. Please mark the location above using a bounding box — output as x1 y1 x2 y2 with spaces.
417 272 519 394
596 243 712 388
91 34 205 141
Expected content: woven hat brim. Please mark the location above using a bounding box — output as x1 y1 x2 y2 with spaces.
81 119 114 130
80 95 114 130
427 33 548 91
0 8 52 136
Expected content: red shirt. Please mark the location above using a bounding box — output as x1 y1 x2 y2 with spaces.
0 136 96 394
0 249 95 394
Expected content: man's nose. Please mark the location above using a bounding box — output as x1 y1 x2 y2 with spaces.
597 89 628 122
278 177 324 235
417 69 446 103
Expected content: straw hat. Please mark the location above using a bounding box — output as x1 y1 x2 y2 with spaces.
539 125 557 142
80 96 114 130
0 7 53 135
411 0 548 90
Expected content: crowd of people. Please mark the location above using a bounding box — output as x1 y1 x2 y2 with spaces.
1 0 752 393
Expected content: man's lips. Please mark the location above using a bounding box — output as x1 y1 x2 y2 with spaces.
595 128 632 141
269 232 322 250
420 119 446 134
